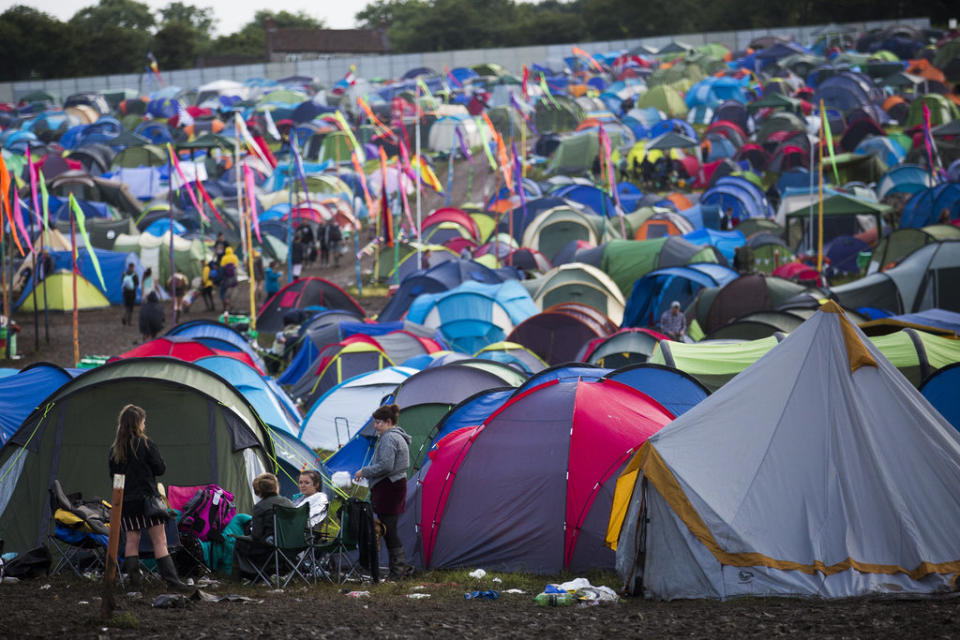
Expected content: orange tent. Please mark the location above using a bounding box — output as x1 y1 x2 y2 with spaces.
906 59 947 84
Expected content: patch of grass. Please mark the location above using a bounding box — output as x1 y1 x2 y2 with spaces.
107 611 140 630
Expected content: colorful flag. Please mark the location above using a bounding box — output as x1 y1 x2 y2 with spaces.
455 126 472 162
521 65 529 99
27 147 42 228
263 109 281 140
445 66 463 89
39 169 50 229
475 117 498 171
344 65 357 87
146 52 164 86
176 100 194 128
13 193 32 253
333 110 365 162
819 100 840 185
357 96 395 139
243 163 261 243
68 194 105 290
167 144 209 224
350 152 375 217
377 147 394 247
572 46 604 72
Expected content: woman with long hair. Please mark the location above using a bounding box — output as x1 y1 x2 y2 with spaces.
108 404 188 591
354 403 413 580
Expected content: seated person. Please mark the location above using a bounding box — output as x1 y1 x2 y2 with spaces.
294 470 329 534
231 473 293 580
659 301 687 341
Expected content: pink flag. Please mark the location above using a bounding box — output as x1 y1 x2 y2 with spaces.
167 145 210 224
26 148 42 228
13 192 33 253
243 163 262 243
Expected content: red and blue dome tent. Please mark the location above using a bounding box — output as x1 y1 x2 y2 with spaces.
112 336 264 374
404 377 673 573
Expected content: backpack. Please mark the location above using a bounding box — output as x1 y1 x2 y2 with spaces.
122 273 137 291
209 266 223 285
176 485 236 543
222 262 237 285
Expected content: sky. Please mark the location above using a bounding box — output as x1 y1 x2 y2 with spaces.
1 1 372 34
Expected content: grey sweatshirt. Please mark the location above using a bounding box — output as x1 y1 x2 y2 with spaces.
360 426 411 487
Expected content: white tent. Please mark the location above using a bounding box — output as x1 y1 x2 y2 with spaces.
299 366 416 450
609 301 960 599
427 114 482 154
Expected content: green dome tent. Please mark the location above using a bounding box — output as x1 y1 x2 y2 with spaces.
0 358 277 554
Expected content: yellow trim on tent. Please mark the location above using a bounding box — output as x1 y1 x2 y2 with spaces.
637 441 960 579
821 301 877 373
605 449 644 550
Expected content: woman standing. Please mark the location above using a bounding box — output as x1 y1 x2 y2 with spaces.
354 404 413 580
108 404 188 591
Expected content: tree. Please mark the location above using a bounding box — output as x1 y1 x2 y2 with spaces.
70 0 156 32
0 6 83 81
158 1 215 33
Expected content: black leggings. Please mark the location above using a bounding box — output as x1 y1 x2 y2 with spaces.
378 513 401 550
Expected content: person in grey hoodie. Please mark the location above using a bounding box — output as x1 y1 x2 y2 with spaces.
354 403 413 580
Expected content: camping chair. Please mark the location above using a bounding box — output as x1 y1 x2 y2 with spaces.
249 503 312 587
310 502 362 584
47 480 110 577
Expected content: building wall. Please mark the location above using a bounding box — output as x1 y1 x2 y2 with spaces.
0 18 930 104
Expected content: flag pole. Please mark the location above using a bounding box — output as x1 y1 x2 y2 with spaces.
415 81 422 270
817 102 825 274
71 205 79 365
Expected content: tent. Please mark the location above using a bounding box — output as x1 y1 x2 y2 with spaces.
524 263 626 325
868 225 960 275
324 363 514 476
16 271 110 312
299 366 416 451
473 341 547 375
920 363 960 432
407 377 673 573
507 302 616 365
521 206 620 262
603 363 709 417
688 274 809 335
258 277 365 333
651 327 960 390
580 328 669 368
405 280 538 354
623 263 739 329
114 336 263 374
275 310 365 385
0 358 276 554
294 340 395 412
113 231 204 284
601 237 722 297
0 364 73 445
609 303 960 599
166 319 266 371
830 241 960 315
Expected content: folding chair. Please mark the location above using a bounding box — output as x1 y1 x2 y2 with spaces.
310 502 362 584
47 481 110 577
249 503 311 588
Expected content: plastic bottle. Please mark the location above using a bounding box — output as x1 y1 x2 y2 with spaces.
534 592 575 606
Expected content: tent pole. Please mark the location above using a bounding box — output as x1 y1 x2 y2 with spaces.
28 149 39 350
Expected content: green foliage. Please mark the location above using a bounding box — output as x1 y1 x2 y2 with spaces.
70 0 156 32
0 6 84 81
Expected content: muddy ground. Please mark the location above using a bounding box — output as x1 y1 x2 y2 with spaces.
2 571 958 639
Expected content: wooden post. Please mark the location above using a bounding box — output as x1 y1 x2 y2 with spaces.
100 473 125 621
